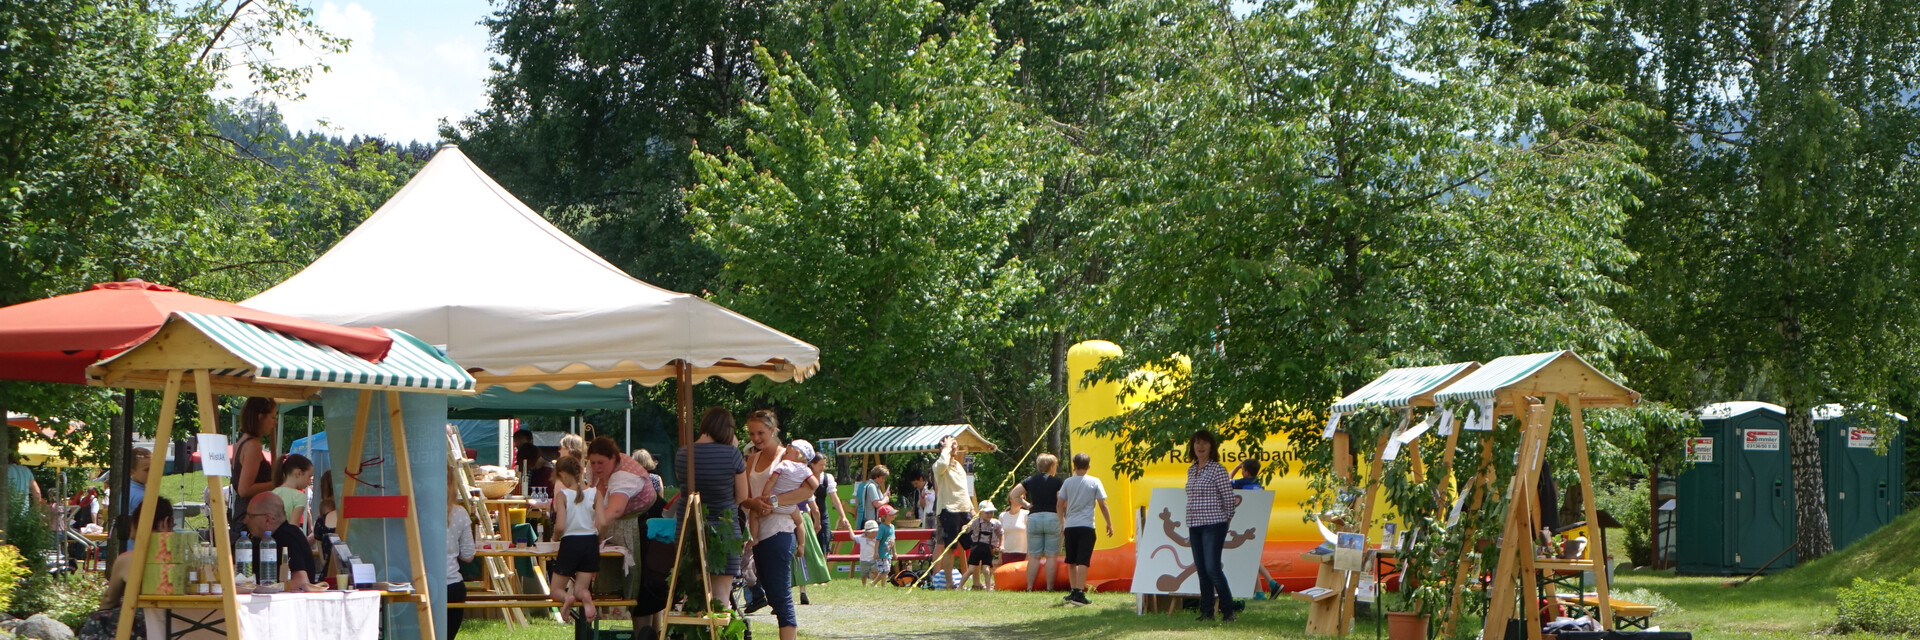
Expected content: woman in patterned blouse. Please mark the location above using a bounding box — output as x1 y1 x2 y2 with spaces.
1184 430 1240 622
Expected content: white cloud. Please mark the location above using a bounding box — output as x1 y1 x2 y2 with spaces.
224 2 492 143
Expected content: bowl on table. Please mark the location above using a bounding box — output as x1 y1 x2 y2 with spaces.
475 480 517 499
533 541 560 554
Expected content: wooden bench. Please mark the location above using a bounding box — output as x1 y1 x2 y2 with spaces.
823 528 935 565
1555 594 1657 630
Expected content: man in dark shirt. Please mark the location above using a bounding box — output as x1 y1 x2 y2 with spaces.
244 492 315 589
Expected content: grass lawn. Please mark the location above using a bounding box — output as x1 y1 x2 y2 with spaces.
448 566 1911 640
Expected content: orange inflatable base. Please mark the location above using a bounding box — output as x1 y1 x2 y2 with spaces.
991 540 1322 593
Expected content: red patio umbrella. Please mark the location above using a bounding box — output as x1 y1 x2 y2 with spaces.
0 280 393 385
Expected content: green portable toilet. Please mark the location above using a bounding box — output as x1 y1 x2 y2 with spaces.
1815 405 1908 551
1677 402 1797 575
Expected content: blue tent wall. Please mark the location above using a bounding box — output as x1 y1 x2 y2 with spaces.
324 389 448 640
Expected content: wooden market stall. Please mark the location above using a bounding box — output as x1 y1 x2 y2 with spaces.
89 311 477 640
1428 350 1640 640
1307 362 1480 636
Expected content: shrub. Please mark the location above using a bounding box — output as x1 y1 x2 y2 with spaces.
1594 480 1652 566
1835 577 1920 634
0 545 30 613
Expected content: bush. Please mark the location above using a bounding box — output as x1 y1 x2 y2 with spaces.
1594 480 1652 566
1835 577 1920 634
0 545 29 612
14 572 104 624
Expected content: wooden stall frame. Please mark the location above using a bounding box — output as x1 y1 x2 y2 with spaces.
96 315 475 640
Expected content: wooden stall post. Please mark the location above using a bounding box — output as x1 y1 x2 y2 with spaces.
386 391 440 640
339 390 374 542
1439 433 1499 639
195 371 243 638
1567 395 1615 627
115 371 181 640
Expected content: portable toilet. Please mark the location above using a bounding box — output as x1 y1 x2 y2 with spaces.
1815 404 1907 551
1676 402 1796 575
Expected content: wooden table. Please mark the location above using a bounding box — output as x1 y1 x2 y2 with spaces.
482 498 542 538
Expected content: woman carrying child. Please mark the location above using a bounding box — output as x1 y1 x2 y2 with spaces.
550 456 601 623
740 410 819 640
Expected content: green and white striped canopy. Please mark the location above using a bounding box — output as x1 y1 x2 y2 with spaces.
180 312 473 392
1329 362 1481 414
1432 351 1565 404
837 424 998 456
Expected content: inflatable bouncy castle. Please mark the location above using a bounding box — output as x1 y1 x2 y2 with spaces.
993 340 1326 592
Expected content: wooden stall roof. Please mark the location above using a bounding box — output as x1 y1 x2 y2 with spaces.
1431 350 1638 414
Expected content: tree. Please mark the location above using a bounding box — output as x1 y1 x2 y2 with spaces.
686 0 1042 429
445 0 784 294
1616 0 1920 560
1073 0 1655 478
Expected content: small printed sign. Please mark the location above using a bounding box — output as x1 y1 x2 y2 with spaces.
197 433 232 477
1743 429 1781 451
1686 437 1714 463
1848 428 1875 449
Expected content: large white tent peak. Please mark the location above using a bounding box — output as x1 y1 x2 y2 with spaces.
246 145 819 390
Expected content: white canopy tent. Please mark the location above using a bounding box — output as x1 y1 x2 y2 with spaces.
244 145 820 391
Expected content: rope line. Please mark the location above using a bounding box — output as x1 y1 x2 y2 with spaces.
910 403 1069 590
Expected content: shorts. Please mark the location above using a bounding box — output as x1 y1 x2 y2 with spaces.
936 510 971 548
860 558 892 575
550 535 602 577
968 542 996 566
1062 526 1096 566
1025 512 1062 556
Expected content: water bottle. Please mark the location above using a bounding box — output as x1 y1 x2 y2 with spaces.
236 533 255 582
261 536 280 586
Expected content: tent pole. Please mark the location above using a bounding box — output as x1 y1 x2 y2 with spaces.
386 391 439 640
195 371 244 640
626 408 632 454
115 371 180 640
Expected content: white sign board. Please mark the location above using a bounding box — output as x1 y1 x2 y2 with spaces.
1848 428 1875 449
1686 437 1714 463
197 433 232 478
1743 429 1780 451
1131 488 1273 596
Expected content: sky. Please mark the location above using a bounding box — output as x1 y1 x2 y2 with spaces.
229 1 499 145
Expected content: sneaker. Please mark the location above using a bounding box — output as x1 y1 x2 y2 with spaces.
1222 611 1238 623
1196 614 1216 622
1069 590 1092 605
1062 592 1081 606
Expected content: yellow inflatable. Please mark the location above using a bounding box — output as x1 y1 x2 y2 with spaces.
993 340 1328 592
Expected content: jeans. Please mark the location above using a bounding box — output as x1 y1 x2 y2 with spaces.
1025 512 1062 556
446 581 467 640
753 532 797 628
1190 522 1231 615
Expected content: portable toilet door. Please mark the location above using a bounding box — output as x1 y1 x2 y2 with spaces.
1731 412 1796 573
1816 405 1908 551
1679 402 1796 574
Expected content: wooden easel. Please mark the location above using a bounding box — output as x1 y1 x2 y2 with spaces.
1472 393 1617 640
658 360 732 640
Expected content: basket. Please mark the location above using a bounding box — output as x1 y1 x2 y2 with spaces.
476 480 517 499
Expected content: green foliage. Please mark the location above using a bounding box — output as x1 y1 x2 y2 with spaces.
1835 578 1920 634
1075 0 1655 477
687 0 1042 429
12 572 105 627
1596 479 1653 567
4 492 53 576
1614 0 1920 558
0 545 29 614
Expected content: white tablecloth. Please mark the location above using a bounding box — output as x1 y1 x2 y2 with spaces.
145 591 382 640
